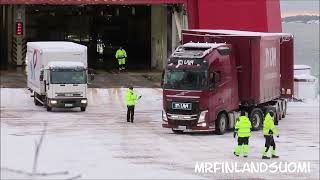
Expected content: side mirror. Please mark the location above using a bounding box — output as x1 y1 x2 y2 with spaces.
39 70 44 81
209 80 214 91
161 70 165 88
89 73 95 81
209 73 214 91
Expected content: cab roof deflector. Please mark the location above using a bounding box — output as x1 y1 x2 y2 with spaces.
172 42 226 59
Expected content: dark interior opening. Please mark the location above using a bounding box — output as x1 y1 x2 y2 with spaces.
26 5 151 70
0 5 9 69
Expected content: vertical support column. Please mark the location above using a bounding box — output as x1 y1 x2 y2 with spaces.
171 13 177 53
6 5 13 67
151 5 167 70
0 5 7 68
171 4 188 52
12 5 26 66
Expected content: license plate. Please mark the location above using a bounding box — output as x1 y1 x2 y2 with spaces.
172 102 192 110
177 126 187 130
65 103 73 107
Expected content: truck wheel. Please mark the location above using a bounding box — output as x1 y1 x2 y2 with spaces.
172 129 184 134
34 93 42 106
263 106 279 125
215 113 227 135
282 101 287 118
249 108 263 131
81 107 86 112
276 102 282 120
46 106 52 111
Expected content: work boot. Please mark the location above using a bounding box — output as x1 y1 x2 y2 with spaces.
262 156 270 159
233 152 239 157
271 147 278 158
244 155 248 158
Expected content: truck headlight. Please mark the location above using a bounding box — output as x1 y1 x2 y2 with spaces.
162 110 168 122
198 110 208 123
81 99 87 104
50 100 57 104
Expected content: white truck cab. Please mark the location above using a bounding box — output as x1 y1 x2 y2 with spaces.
27 42 90 111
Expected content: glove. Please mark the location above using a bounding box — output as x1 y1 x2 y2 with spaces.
276 135 279 138
233 131 237 138
139 95 142 99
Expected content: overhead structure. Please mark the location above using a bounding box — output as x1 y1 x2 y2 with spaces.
1 0 282 32
0 0 282 69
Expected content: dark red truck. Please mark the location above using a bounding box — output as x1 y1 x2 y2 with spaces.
162 29 294 134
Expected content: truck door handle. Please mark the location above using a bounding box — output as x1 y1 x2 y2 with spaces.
73 84 78 86
60 85 65 86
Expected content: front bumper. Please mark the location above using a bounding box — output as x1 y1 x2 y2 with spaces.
162 110 213 131
162 123 213 131
47 98 88 108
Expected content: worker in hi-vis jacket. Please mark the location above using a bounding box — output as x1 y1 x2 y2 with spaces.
234 110 252 158
262 111 279 159
115 46 127 71
125 86 141 123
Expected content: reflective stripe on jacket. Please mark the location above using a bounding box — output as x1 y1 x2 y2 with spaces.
235 116 252 137
126 89 138 106
115 49 127 60
263 113 278 135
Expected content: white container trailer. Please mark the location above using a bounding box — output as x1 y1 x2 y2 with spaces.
27 41 89 111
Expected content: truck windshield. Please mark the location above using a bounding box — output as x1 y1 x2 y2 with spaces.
50 69 87 84
164 69 208 90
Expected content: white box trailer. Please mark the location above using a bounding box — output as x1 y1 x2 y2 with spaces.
27 41 89 111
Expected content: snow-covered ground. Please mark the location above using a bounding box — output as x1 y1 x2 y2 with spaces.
1 88 319 179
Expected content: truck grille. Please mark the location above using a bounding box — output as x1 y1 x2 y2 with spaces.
56 93 83 97
168 119 198 126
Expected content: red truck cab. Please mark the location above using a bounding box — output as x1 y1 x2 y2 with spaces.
162 30 294 134
162 43 239 134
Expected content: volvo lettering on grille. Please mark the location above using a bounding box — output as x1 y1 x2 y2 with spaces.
172 102 192 110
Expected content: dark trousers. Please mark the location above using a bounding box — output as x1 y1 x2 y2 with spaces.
264 135 276 152
238 137 249 145
127 105 135 122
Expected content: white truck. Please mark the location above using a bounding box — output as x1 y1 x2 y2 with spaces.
27 41 89 111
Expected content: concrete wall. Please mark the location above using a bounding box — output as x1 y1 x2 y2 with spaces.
0 5 14 68
151 5 167 70
151 5 187 70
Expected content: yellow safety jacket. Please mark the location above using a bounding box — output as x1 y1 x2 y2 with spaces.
235 116 252 137
126 89 138 106
263 113 278 136
115 49 127 61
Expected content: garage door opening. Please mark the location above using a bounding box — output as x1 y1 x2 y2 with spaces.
26 5 151 70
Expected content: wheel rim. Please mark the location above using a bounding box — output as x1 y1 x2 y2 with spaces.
252 113 260 128
220 116 226 131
